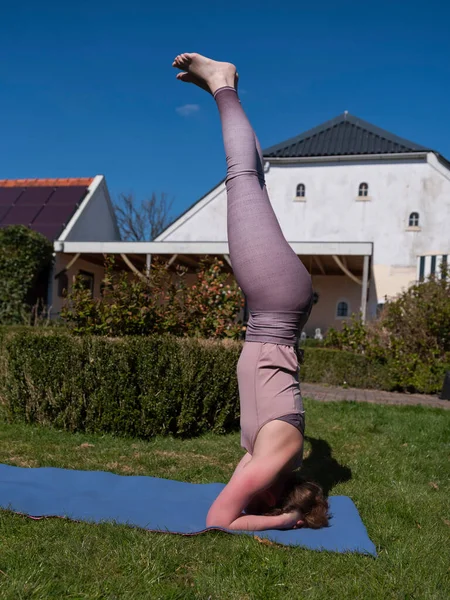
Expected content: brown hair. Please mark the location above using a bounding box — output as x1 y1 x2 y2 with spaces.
264 477 330 529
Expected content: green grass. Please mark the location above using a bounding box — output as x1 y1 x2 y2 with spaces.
0 399 449 600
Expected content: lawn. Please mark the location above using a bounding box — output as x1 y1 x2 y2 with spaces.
0 399 449 600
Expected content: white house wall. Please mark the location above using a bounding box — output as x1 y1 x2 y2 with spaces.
64 177 120 242
265 157 449 264
158 184 228 241
159 154 450 303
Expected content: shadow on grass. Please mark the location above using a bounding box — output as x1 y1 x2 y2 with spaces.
301 436 352 496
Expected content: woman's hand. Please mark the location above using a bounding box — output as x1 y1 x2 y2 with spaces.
277 510 304 530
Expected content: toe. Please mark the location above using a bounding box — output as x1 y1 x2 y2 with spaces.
174 58 185 70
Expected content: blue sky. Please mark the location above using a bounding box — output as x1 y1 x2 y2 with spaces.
1 0 449 227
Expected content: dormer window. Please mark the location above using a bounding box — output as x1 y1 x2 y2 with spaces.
296 183 306 198
358 182 369 197
409 212 419 227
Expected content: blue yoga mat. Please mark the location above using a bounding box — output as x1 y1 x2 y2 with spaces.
0 464 376 556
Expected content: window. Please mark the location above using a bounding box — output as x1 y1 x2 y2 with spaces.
430 255 437 276
442 255 448 280
78 270 95 297
296 183 306 198
419 256 425 282
418 254 448 282
57 272 68 298
358 182 369 197
336 301 349 318
409 212 419 227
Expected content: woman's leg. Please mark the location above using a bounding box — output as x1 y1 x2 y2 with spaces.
214 86 312 313
172 52 311 314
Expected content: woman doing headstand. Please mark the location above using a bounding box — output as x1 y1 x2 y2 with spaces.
173 53 329 531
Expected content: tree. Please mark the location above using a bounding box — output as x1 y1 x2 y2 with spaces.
0 225 53 324
114 192 174 241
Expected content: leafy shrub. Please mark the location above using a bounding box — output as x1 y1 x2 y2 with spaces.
325 271 450 393
301 347 391 389
3 330 241 438
299 338 326 348
0 225 53 324
1 329 399 440
61 256 244 340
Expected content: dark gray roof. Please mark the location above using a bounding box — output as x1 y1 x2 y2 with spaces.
263 112 432 158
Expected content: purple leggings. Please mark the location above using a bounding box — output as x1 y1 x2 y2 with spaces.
214 86 312 452
214 87 312 343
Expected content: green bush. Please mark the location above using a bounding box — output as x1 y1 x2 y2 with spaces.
0 225 53 325
301 347 391 390
1 329 401 440
299 338 326 348
2 330 241 438
324 272 450 393
61 256 245 340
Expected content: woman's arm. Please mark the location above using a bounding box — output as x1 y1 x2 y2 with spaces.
206 455 296 530
226 510 303 531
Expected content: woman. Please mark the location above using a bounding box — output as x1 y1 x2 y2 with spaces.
173 53 329 531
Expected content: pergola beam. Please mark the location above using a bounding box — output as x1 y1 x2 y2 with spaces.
313 255 326 275
166 254 178 268
178 255 199 268
222 254 232 268
54 252 80 279
120 253 148 282
332 255 362 286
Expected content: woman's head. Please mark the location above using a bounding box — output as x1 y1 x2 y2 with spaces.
247 476 329 528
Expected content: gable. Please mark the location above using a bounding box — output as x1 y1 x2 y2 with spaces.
62 176 121 242
155 181 227 242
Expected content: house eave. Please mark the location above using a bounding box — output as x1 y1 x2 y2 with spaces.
58 175 103 241
55 240 373 257
262 152 430 165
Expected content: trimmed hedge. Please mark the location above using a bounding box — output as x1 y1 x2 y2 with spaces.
1 331 241 438
301 347 391 390
0 329 400 439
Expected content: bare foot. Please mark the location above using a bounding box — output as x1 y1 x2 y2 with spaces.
175 71 211 94
175 71 239 95
172 53 237 95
